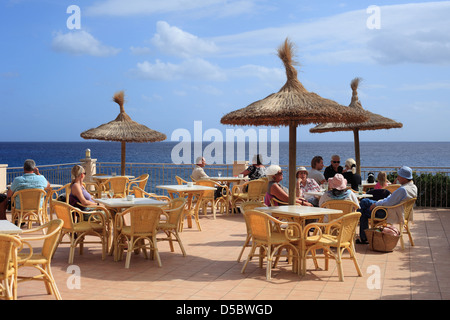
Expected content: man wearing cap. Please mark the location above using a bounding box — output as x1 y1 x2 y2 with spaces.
191 156 209 181
357 166 417 244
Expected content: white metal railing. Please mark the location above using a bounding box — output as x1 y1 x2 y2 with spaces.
6 162 450 208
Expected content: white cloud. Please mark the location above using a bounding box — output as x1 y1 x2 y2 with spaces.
212 2 450 65
51 30 120 57
151 21 218 58
131 58 226 81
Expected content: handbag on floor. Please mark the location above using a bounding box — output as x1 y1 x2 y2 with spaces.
365 225 400 252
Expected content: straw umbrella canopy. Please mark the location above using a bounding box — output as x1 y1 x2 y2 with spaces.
80 91 167 175
221 38 369 204
310 78 403 175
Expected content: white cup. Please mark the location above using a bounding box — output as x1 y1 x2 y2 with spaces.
187 182 193 187
238 174 243 178
127 195 134 201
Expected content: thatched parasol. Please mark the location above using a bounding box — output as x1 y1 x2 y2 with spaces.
221 38 369 204
80 91 167 175
310 78 403 174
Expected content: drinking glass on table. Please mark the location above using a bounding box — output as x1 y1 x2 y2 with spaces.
358 185 363 195
218 171 222 178
109 189 114 198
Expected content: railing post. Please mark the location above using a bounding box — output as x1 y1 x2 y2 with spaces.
0 164 8 192
80 149 97 182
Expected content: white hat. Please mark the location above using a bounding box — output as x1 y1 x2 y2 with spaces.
266 165 281 176
296 166 308 176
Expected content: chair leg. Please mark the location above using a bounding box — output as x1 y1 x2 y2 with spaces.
241 243 257 274
237 235 251 262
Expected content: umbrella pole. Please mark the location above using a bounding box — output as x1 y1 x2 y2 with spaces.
121 141 126 176
289 123 297 205
353 129 361 176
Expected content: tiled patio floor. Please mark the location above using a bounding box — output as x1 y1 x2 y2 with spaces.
12 207 450 300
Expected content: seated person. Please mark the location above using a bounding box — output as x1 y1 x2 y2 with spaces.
357 166 417 244
319 174 360 208
69 165 102 212
342 158 362 191
324 154 343 180
264 165 311 206
295 166 321 207
3 159 50 221
191 156 209 181
308 156 326 185
374 171 391 189
240 154 266 180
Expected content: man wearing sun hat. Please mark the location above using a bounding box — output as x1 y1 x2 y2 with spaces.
357 166 417 244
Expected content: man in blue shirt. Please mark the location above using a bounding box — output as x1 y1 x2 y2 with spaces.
357 166 417 244
5 159 49 215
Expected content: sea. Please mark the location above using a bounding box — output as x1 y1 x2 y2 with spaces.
1 141 449 169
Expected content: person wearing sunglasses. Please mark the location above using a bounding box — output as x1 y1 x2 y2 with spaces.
264 165 311 206
324 154 343 181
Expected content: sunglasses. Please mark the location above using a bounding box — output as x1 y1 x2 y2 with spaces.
275 171 283 175
332 161 340 164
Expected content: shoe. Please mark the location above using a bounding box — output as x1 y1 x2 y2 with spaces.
356 239 369 245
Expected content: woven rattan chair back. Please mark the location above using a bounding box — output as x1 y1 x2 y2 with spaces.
11 188 47 227
52 201 75 229
164 198 186 225
384 184 401 193
101 176 130 198
128 206 162 234
128 174 149 195
0 234 22 300
321 200 359 221
244 210 272 241
246 179 266 199
336 212 361 244
176 176 188 185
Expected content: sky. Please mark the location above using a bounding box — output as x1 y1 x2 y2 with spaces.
1 0 450 143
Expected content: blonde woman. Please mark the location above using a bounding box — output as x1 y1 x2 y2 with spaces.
342 158 361 191
69 165 102 211
375 171 391 189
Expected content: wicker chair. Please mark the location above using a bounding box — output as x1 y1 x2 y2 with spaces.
17 219 64 300
0 234 29 300
115 205 167 268
47 183 71 220
127 174 149 196
175 176 188 185
241 209 302 280
11 188 47 228
157 198 188 256
236 201 266 262
195 179 230 219
384 184 401 193
99 176 130 198
302 212 362 281
369 197 417 249
132 186 171 202
52 201 109 264
320 200 359 222
231 179 266 213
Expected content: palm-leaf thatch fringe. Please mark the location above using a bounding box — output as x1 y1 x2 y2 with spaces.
220 38 368 127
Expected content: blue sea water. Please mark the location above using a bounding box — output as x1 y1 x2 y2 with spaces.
1 141 449 168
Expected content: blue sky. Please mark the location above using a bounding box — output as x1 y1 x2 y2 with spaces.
1 0 450 142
